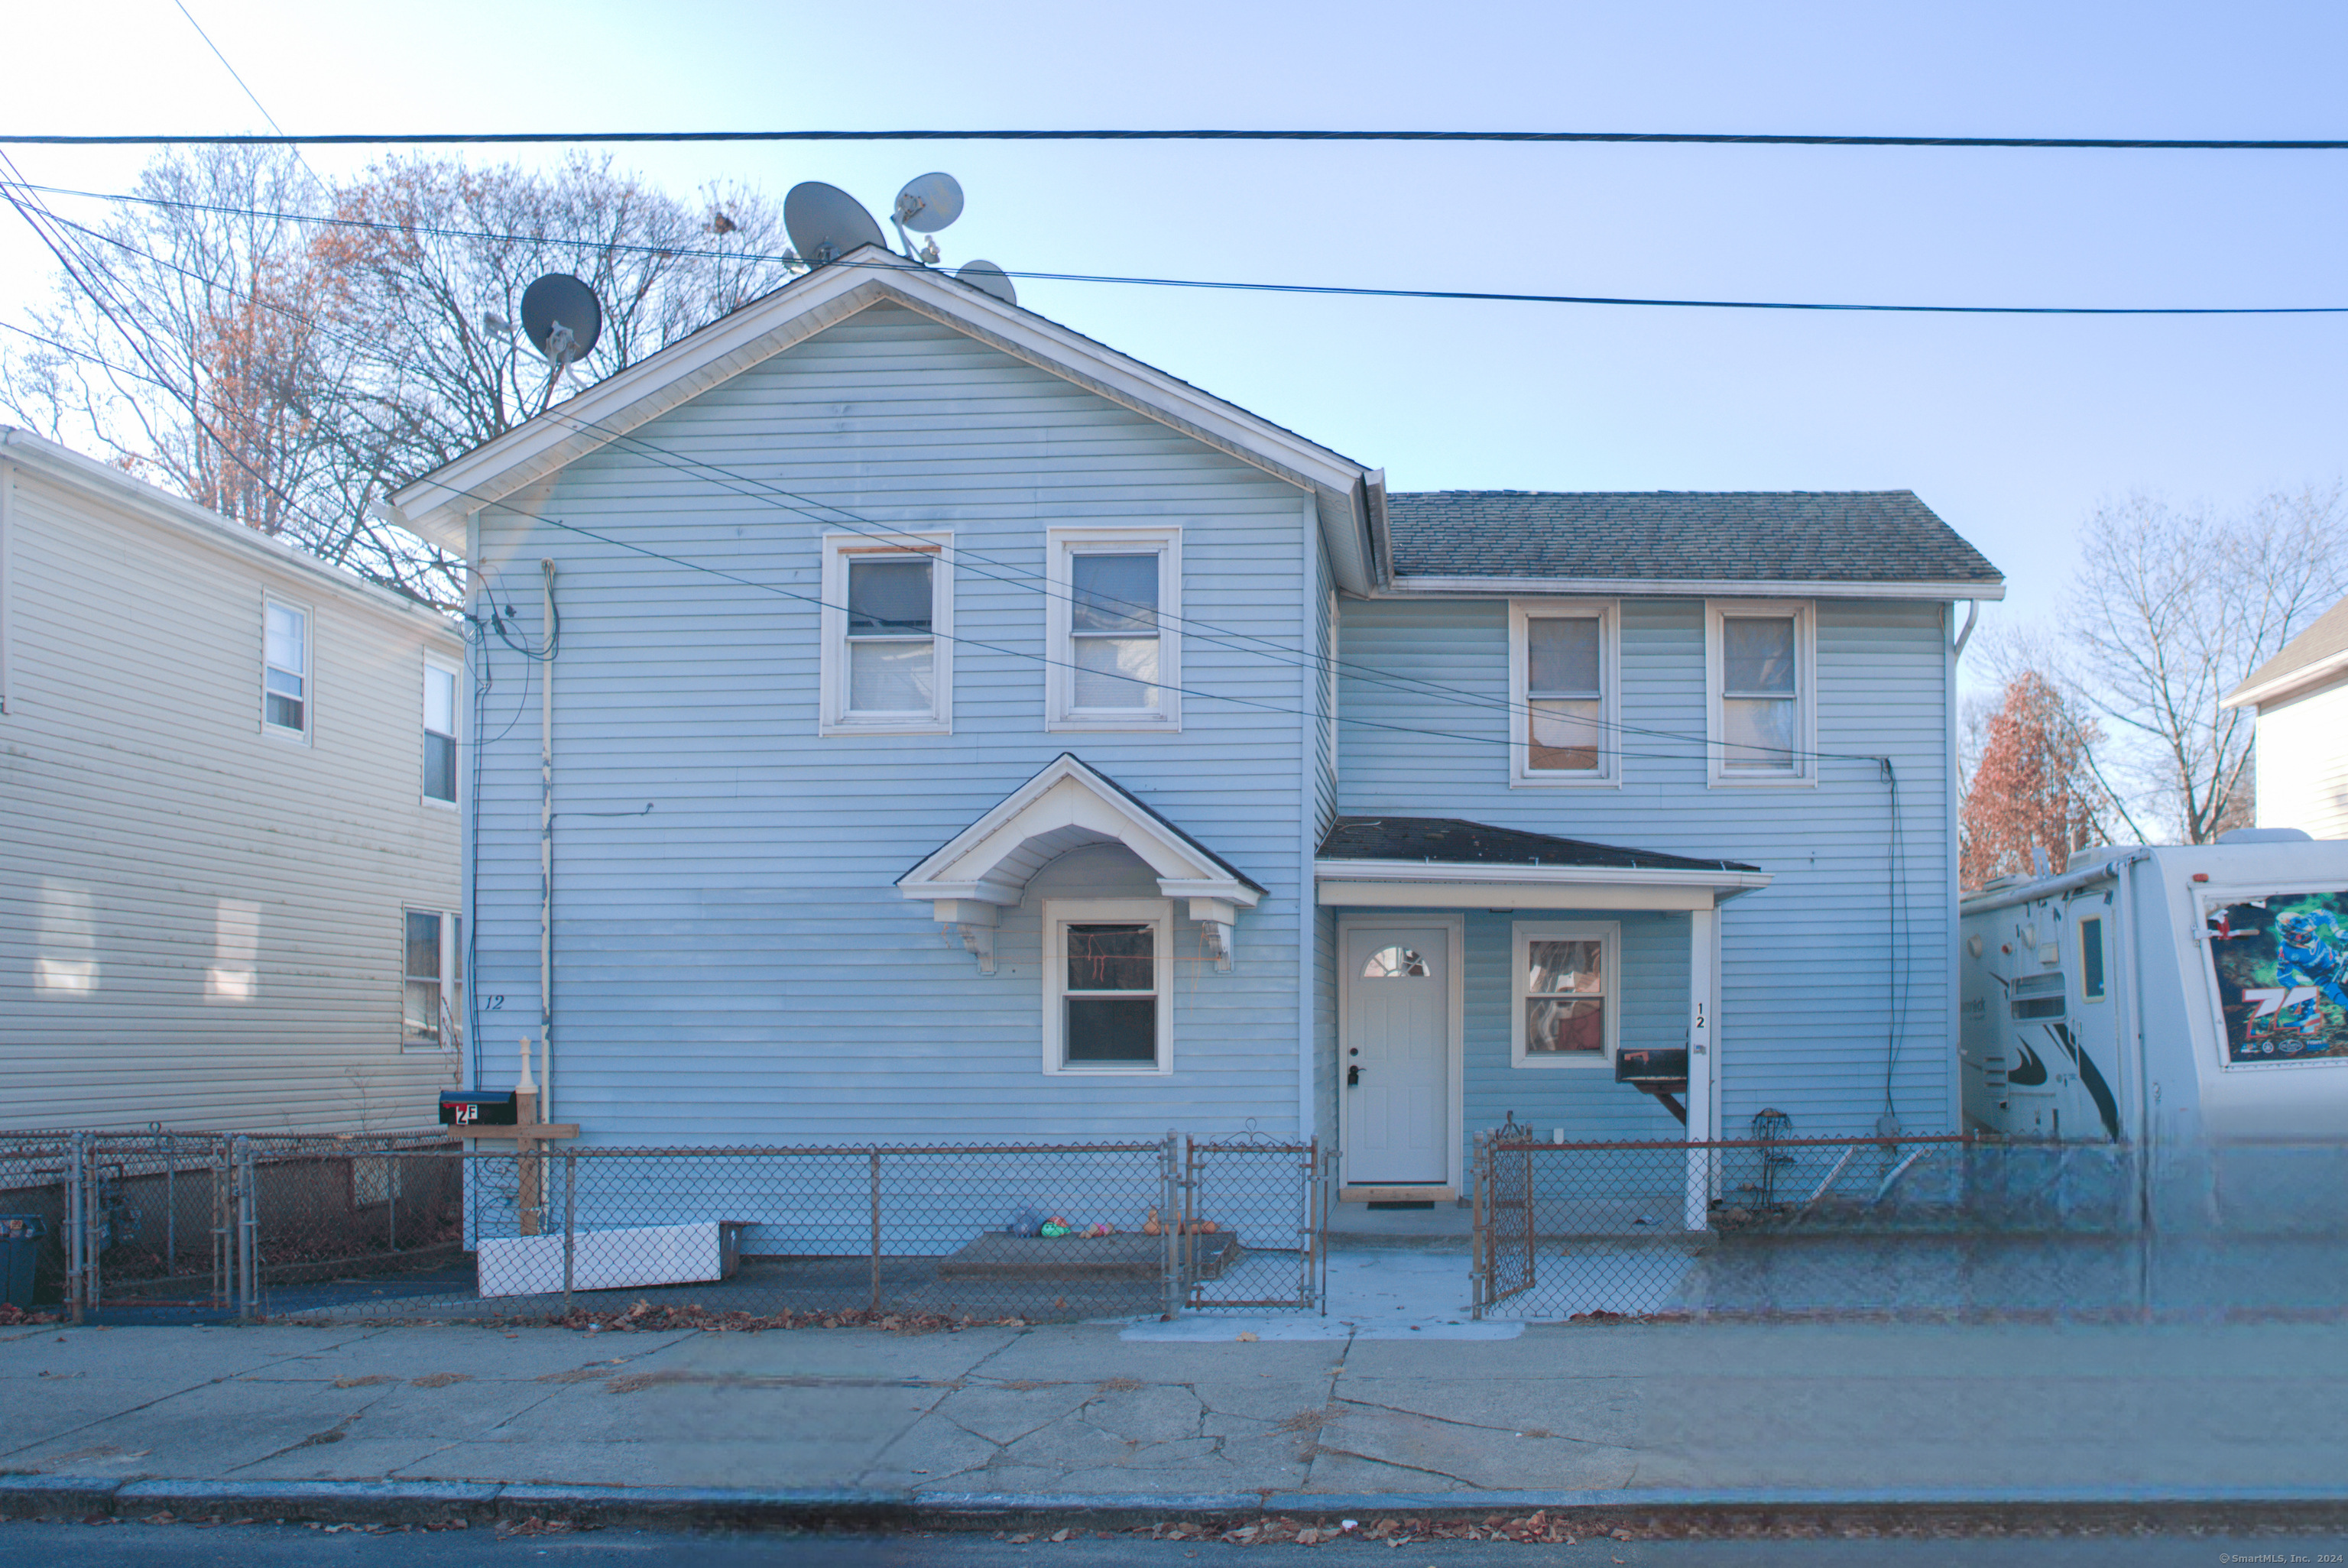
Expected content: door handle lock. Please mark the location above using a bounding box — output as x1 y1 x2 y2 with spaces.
1346 1064 1360 1087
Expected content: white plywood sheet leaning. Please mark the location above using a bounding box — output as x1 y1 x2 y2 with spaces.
476 1221 740 1298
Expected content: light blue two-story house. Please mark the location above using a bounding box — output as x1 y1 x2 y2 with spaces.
389 248 2002 1204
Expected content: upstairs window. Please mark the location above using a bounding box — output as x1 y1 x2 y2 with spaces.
423 660 459 804
262 599 309 738
1043 899 1173 1074
1047 528 1181 731
819 533 952 734
1707 601 1814 784
1510 601 1617 785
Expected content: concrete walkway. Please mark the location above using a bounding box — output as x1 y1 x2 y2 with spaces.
9 1305 2348 1518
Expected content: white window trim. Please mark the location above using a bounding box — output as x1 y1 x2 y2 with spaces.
1510 919 1621 1070
261 593 313 746
1042 896 1175 1076
402 906 462 1054
1704 598 1817 787
422 653 462 810
1045 526 1182 733
1509 598 1621 788
819 530 953 737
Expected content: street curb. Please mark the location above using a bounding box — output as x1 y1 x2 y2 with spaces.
10 1477 2348 1532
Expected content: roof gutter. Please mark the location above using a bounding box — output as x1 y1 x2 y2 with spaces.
1380 575 2006 602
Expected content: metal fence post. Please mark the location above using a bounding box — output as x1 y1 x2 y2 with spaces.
1469 1130 1487 1320
64 1132 86 1325
868 1148 882 1316
1159 1131 1180 1321
235 1136 256 1323
563 1151 576 1317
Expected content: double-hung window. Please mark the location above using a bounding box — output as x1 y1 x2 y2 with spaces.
1043 899 1173 1074
1046 527 1181 731
403 909 462 1050
1706 600 1815 784
1510 922 1619 1067
262 598 309 739
423 659 459 805
819 533 952 734
1510 600 1618 785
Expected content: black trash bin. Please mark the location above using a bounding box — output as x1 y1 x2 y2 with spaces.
0 1215 45 1310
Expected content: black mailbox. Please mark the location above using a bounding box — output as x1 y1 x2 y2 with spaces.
439 1090 518 1128
1613 1046 1690 1087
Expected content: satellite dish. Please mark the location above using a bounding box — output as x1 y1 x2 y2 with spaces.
955 261 1017 306
784 182 886 266
893 173 964 233
519 274 602 367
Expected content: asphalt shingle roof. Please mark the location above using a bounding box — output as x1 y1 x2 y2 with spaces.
1318 817 1757 874
1385 491 2002 588
2230 592 2348 705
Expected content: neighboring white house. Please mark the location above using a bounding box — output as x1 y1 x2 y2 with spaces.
1 428 463 1132
2223 593 2348 840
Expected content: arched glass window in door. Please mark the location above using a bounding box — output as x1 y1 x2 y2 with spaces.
1362 945 1430 980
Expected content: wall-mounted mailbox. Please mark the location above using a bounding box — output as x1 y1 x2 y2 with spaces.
439 1090 518 1127
1614 1047 1690 1087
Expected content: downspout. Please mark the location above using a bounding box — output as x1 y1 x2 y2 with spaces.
1297 494 1318 1142
539 559 556 1122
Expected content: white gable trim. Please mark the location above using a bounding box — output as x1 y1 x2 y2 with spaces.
899 753 1262 973
388 250 1377 591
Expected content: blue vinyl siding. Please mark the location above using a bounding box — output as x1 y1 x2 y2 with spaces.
1334 595 1954 1139
465 304 1313 1144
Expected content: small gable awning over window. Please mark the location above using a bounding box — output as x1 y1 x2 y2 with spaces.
898 754 1264 970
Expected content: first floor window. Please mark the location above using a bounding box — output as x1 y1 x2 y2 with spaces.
1045 899 1172 1072
423 661 459 803
404 910 462 1048
264 600 308 735
1511 922 1617 1067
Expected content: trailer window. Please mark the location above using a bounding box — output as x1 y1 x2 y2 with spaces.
2079 917 2106 1001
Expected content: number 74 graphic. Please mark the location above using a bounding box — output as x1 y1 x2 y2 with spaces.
2244 986 2321 1018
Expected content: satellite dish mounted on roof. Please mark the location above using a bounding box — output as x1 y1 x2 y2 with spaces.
891 172 963 264
784 182 887 267
519 273 603 413
955 260 1017 307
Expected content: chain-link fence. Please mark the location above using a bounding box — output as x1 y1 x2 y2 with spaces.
2 1128 1328 1325
1470 1124 2348 1321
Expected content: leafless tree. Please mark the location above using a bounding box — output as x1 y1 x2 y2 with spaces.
2 149 799 607
2064 487 2347 843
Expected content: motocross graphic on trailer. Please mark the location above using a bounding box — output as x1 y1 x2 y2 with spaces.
2206 892 2348 1066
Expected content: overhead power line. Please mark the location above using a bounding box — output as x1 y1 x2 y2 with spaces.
13 179 2348 317
5 128 2348 150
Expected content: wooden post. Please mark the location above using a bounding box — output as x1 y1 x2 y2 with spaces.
515 1086 541 1237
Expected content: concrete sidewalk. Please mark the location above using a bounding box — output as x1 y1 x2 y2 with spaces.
8 1307 2348 1524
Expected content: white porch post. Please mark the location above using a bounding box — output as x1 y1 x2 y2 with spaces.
1685 905 1717 1232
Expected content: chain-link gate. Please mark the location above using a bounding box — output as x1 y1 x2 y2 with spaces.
1472 1116 1535 1312
1179 1132 1326 1314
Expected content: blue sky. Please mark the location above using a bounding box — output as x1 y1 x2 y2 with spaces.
8 0 2347 650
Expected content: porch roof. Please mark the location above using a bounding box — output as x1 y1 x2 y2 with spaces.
1315 816 1769 911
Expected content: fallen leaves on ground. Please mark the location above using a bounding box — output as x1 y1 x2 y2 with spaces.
550 1301 1029 1335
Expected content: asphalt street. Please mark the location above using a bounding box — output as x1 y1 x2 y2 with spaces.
0 1520 2338 1566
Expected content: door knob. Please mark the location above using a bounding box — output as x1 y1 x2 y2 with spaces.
1346 1064 1360 1086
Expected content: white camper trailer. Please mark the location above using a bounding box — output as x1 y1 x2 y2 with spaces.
1960 831 2348 1147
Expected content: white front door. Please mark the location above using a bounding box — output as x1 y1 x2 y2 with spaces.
1343 923 1451 1184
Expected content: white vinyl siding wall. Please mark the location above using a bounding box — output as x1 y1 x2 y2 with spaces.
1334 594 1954 1139
0 455 463 1132
2252 679 2348 840
464 304 1313 1143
